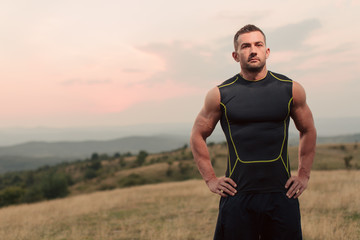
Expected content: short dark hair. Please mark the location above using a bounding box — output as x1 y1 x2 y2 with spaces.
233 24 266 50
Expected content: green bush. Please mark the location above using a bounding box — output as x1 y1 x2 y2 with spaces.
89 160 102 170
23 185 44 203
84 169 97 179
0 186 25 207
41 173 69 200
136 151 148 166
118 174 147 187
91 153 99 161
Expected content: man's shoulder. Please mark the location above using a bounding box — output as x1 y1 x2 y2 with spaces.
218 74 240 88
268 71 293 82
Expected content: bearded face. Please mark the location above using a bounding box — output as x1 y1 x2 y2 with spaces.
232 31 270 74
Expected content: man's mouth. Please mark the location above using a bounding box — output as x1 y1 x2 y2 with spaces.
248 57 259 62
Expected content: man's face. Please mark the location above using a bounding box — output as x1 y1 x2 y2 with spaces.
232 31 270 73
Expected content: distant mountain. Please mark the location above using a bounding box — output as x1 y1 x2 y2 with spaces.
0 135 188 159
0 124 193 146
0 135 189 174
0 155 65 174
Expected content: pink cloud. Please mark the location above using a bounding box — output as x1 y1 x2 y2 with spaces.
0 76 201 122
58 79 201 114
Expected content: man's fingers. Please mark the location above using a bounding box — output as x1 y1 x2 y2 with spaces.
221 182 237 192
286 180 306 198
219 185 236 196
293 187 304 198
285 177 298 197
287 182 299 198
218 189 228 197
285 177 295 189
216 177 237 196
225 177 237 188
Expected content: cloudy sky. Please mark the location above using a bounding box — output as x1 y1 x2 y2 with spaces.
1 0 359 128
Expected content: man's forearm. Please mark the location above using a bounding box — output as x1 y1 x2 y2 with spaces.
297 128 316 179
190 135 217 183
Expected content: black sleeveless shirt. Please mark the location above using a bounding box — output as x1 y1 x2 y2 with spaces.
218 71 293 193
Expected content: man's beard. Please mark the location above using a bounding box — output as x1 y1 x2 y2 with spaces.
244 61 266 73
243 53 266 73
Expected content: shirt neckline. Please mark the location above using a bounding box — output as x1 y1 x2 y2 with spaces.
239 71 269 82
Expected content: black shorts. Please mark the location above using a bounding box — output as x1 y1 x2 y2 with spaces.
214 192 302 240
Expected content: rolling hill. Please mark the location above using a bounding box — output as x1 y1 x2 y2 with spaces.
0 135 188 173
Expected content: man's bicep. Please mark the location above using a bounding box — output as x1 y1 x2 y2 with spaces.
291 82 315 133
291 104 314 133
194 108 221 137
192 87 221 138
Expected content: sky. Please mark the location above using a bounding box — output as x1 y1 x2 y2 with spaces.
1 0 360 128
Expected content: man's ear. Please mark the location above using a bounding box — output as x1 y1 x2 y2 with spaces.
232 51 239 62
266 47 270 59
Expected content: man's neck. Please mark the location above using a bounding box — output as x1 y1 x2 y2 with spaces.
240 68 268 81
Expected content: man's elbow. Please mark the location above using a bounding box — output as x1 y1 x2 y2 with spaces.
190 130 203 147
299 125 317 142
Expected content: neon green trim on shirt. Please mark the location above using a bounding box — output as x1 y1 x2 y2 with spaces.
270 72 293 83
220 97 293 178
218 76 239 88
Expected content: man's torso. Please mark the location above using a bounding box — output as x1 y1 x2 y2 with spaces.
218 71 293 193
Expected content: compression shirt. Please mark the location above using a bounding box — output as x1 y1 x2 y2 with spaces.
218 71 293 193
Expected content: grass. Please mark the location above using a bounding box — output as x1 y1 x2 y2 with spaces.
0 170 359 240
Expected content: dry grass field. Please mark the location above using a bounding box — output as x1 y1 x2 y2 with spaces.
0 170 359 240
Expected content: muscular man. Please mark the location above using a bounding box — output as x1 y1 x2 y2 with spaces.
190 24 316 239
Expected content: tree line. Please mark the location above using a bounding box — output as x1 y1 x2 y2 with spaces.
0 145 195 208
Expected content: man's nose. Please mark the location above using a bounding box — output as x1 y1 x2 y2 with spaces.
249 45 257 54
249 51 257 58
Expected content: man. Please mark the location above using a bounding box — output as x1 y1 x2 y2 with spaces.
190 24 316 239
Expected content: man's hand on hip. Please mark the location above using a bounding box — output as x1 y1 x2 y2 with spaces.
285 176 309 199
206 177 237 197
